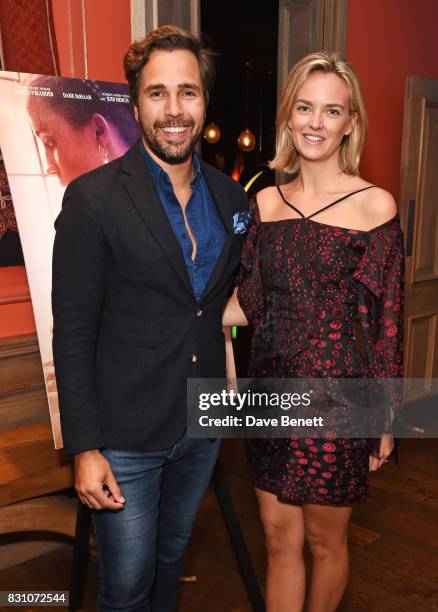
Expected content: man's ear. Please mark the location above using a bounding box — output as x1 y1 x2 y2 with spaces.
133 105 139 123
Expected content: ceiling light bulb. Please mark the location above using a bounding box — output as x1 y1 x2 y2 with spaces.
203 122 221 144
237 129 256 152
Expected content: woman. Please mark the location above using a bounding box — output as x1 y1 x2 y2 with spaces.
26 75 139 186
224 52 404 611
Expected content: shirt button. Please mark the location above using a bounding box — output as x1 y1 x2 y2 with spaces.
196 309 203 317
189 353 198 363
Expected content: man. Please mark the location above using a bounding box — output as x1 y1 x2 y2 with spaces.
52 26 247 611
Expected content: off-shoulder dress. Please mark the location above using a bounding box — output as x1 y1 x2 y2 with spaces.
236 186 404 505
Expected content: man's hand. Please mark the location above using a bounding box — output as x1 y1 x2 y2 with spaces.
369 433 394 472
74 449 126 510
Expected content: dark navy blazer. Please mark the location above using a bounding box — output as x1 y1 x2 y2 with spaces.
52 141 247 455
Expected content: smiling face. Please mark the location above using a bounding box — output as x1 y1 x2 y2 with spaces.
134 49 206 165
289 71 356 166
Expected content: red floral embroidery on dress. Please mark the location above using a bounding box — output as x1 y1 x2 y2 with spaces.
236 196 405 505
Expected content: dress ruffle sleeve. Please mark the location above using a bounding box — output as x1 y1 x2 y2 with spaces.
352 215 405 458
235 196 265 327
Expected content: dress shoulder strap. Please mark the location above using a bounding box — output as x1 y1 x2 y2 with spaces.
307 185 377 220
276 186 305 218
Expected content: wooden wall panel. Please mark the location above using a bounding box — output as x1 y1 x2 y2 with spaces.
0 334 44 396
277 0 348 103
0 389 49 432
0 423 72 507
405 315 437 400
414 101 438 282
0 335 72 509
130 0 200 41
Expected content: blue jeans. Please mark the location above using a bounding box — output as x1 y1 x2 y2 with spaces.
92 437 220 611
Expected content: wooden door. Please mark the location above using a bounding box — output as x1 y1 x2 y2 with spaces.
131 0 200 40
276 0 347 183
277 0 348 102
399 76 438 403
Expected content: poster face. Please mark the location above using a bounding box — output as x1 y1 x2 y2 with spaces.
0 71 140 447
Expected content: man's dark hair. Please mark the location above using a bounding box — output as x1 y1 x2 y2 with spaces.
124 25 215 105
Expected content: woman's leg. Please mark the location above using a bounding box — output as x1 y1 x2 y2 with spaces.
303 504 352 612
256 488 306 612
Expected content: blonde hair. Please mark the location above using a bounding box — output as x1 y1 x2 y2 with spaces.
270 52 367 175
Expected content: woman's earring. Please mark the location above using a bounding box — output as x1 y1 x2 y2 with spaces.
98 144 109 164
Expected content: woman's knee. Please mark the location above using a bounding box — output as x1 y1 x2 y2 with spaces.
305 528 348 562
256 489 305 559
262 516 304 559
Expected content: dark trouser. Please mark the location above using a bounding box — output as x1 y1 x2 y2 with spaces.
92 437 220 611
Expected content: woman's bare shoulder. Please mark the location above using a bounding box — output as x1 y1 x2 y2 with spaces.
362 187 398 226
255 185 279 205
254 186 280 221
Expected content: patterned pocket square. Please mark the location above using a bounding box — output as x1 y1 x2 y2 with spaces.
232 210 253 235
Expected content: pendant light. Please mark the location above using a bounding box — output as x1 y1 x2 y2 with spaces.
203 122 221 143
238 61 256 152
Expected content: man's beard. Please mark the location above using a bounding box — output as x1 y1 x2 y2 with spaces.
141 119 203 165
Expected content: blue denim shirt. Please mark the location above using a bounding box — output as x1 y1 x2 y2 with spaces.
141 143 227 300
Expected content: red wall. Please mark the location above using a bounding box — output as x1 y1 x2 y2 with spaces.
0 268 35 337
83 0 131 81
347 0 438 200
52 0 131 81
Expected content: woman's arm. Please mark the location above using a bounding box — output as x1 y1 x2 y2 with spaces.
362 208 404 468
222 287 248 327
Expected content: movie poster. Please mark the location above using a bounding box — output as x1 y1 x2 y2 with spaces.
0 71 140 447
